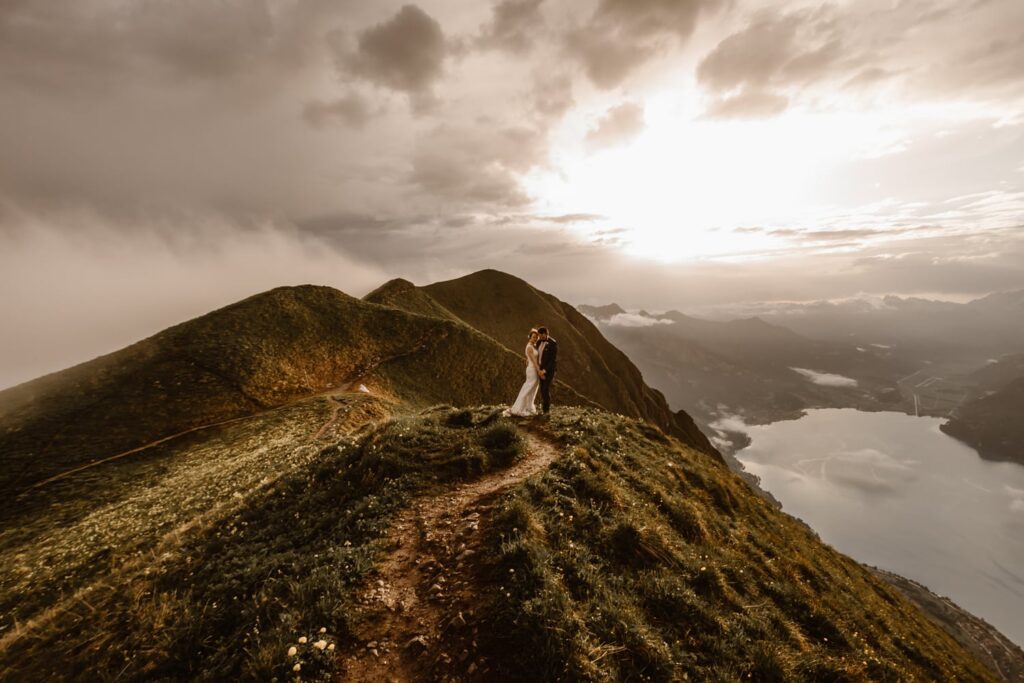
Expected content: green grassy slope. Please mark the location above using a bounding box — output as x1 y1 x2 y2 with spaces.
0 404 528 681
0 274 1012 681
364 277 463 322
370 270 715 455
467 409 996 681
0 285 555 502
0 406 999 681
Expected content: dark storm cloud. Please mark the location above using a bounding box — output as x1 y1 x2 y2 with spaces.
334 4 448 104
566 0 722 89
476 0 545 54
586 102 645 149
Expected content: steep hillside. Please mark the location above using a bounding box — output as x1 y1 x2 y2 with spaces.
1 275 1018 682
942 377 1024 465
368 270 715 455
0 285 560 502
1 405 1009 681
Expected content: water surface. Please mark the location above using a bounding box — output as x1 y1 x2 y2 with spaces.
737 408 1024 646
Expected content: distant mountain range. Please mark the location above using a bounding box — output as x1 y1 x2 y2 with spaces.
718 290 1024 369
579 292 1024 463
577 303 914 453
0 271 1019 681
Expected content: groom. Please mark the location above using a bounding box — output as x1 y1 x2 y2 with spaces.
536 327 558 414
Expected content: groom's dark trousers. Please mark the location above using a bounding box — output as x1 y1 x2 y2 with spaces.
538 337 557 413
539 371 555 414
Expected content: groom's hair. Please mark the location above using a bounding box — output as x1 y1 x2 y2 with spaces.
537 327 548 335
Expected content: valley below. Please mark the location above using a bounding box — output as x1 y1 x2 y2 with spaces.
735 408 1024 648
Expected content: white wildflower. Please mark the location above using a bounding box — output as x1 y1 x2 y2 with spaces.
298 636 307 644
288 646 298 657
314 640 327 650
293 663 301 672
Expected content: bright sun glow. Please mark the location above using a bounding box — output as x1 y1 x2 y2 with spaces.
525 92 975 263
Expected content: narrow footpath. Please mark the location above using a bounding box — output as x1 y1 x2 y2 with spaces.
339 428 559 682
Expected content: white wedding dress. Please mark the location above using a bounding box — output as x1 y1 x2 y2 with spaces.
506 343 540 416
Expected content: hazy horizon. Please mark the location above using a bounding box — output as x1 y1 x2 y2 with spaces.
2 0 1023 388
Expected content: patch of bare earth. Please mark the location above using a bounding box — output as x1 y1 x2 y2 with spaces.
339 427 558 682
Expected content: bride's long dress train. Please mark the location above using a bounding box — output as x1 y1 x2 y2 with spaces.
506 348 540 416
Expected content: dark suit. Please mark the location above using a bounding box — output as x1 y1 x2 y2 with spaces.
536 337 557 413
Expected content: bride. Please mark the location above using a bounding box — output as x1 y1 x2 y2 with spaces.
505 328 544 417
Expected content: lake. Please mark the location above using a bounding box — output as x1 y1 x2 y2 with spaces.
736 408 1024 647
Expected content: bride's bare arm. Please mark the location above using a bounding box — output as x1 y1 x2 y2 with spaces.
527 346 543 374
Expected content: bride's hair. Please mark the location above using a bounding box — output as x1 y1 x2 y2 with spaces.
528 328 538 338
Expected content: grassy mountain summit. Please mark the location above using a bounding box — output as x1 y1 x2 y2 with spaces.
0 271 1019 681
0 285 538 503
368 270 715 455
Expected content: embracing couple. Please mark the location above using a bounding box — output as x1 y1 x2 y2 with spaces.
505 326 558 417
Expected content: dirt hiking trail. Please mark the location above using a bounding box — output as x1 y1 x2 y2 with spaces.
339 426 559 682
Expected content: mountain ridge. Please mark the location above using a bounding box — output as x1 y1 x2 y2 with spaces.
369 270 716 455
0 271 1019 681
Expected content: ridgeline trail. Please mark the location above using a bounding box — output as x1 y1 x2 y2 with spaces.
339 425 559 682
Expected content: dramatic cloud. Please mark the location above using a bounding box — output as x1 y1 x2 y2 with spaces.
586 102 645 149
697 0 1024 117
566 0 721 89
697 10 839 93
1 0 1023 387
335 4 448 108
476 0 545 54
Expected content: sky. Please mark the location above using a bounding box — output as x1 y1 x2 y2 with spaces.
1 0 1023 387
